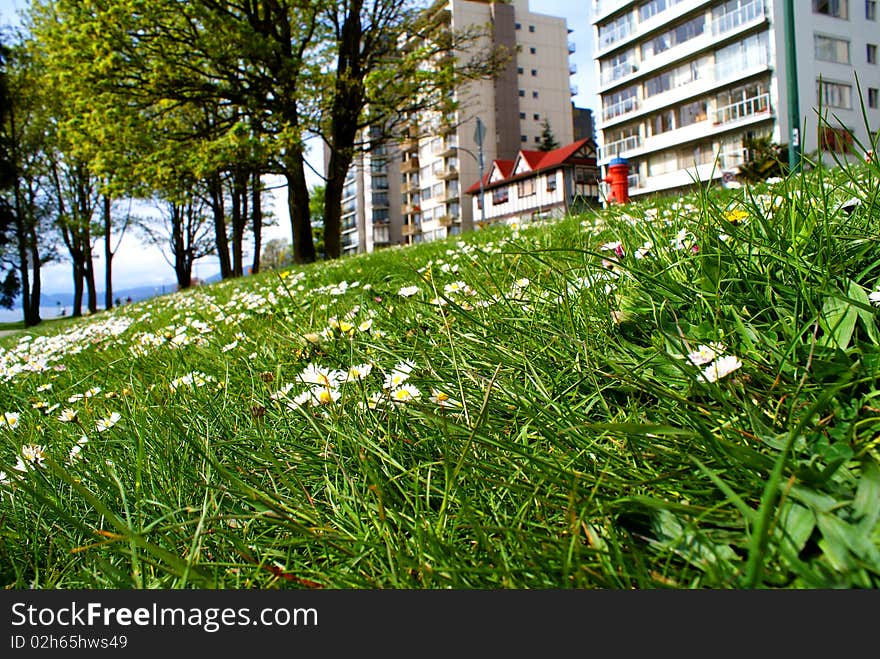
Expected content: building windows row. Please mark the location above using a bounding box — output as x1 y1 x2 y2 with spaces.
518 90 541 99
517 67 539 76
641 15 704 60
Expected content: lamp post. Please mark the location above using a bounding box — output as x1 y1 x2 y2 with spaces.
783 0 801 172
457 117 487 228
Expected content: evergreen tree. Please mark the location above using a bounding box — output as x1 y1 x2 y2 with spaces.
538 119 560 151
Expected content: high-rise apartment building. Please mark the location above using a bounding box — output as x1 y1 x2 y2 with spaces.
593 0 880 197
335 0 578 255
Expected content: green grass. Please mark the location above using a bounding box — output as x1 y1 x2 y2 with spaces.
1 157 879 589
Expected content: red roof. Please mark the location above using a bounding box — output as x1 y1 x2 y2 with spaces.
466 138 596 194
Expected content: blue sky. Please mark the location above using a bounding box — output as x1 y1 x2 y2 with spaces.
1 0 598 297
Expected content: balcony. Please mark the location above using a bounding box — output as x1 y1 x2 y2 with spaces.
433 138 458 158
599 134 642 160
569 64 578 75
568 41 577 54
713 92 771 126
602 95 639 122
571 85 579 96
597 20 633 51
716 148 749 172
710 0 765 37
436 214 457 227
401 203 421 216
401 223 421 236
400 137 419 153
400 156 420 174
601 62 638 87
401 180 419 194
437 166 459 181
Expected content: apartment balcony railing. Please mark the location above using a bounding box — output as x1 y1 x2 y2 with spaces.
599 134 642 160
602 95 639 122
401 180 419 194
400 156 420 174
716 148 749 171
569 41 577 54
400 137 419 153
713 92 771 125
598 20 633 50
437 166 459 181
601 62 638 86
569 63 578 75
401 203 421 216
627 172 641 190
571 85 579 96
401 222 421 236
436 214 457 228
710 0 765 37
433 138 458 157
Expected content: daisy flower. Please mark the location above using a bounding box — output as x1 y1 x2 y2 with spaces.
96 412 122 432
298 363 342 388
398 285 420 297
58 408 78 423
390 384 421 403
687 343 725 366
3 412 20 430
697 355 743 383
869 290 880 306
14 444 46 471
344 364 373 382
429 389 461 409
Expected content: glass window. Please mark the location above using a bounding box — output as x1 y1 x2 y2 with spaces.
813 0 849 18
814 34 850 62
517 178 536 197
869 0 878 19
868 43 878 64
641 15 704 60
817 79 853 108
678 99 708 127
869 87 879 108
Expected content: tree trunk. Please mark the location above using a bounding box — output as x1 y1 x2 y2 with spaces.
25 222 41 327
285 151 315 264
104 194 113 310
72 260 84 318
251 170 262 275
323 150 350 260
84 238 97 313
209 171 232 278
230 169 246 277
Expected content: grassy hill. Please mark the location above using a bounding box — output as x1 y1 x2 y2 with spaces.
1 160 879 588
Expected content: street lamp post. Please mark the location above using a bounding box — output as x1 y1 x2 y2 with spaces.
783 0 801 173
457 117 487 228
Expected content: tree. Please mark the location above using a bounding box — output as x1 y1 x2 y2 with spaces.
260 238 291 271
0 31 55 326
538 118 560 152
736 134 787 182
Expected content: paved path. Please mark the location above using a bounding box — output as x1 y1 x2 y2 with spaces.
0 329 20 338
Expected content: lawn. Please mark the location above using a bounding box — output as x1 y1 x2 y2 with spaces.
1 159 879 588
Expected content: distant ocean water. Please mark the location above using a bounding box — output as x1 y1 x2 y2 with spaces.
0 306 78 324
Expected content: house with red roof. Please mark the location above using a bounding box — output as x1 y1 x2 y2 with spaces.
466 138 600 227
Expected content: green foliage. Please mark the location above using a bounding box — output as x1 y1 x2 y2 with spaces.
737 134 788 183
1 158 879 589
538 118 560 152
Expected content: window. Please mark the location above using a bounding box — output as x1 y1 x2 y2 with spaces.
517 178 536 197
817 79 853 108
815 34 850 62
530 47 537 54
529 25 535 33
678 99 708 127
547 174 557 192
869 87 879 108
868 0 877 19
813 0 849 18
517 67 524 74
651 109 676 135
492 188 509 204
519 89 525 97
819 125 854 152
868 43 878 63
515 22 521 30
521 135 528 143
532 91 539 99
533 114 540 121
531 69 538 76
520 112 526 119
641 15 704 60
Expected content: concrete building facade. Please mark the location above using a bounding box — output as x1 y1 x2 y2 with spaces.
592 0 880 197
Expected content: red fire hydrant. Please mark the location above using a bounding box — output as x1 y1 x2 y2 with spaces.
603 156 630 205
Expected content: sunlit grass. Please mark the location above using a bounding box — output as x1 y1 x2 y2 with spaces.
1 156 879 589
